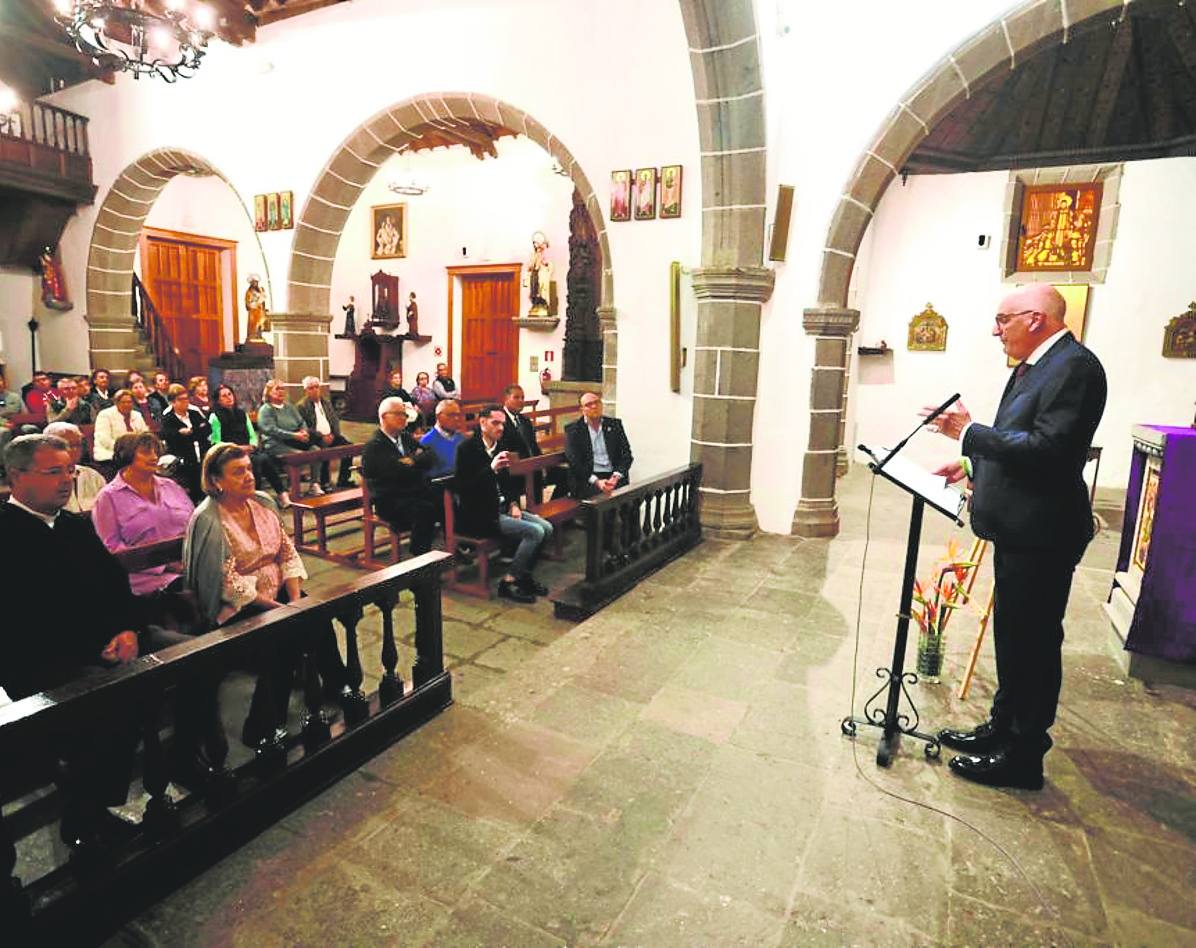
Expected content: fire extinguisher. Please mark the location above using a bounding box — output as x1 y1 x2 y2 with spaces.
540 366 552 385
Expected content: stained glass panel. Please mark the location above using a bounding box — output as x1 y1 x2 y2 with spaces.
1015 183 1102 272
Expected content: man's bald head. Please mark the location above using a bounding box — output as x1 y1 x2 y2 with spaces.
993 285 1068 361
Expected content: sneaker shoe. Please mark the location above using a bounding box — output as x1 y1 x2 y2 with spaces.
497 579 536 604
307 483 325 497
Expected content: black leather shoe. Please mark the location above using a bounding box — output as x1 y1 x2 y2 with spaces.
519 575 549 596
938 720 1008 754
948 749 1044 790
497 579 535 604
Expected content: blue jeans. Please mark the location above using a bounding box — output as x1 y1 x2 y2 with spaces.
498 510 553 579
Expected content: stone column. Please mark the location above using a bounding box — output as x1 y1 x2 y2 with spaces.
792 307 859 537
598 304 618 417
836 334 853 477
269 312 332 400
690 266 775 539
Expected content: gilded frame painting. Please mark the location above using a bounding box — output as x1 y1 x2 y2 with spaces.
610 170 631 222
634 167 657 221
253 194 267 232
279 191 294 230
371 203 407 259
907 303 948 352
660 164 683 219
1015 183 1102 272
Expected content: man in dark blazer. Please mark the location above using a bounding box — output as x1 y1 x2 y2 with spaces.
297 376 354 490
926 284 1106 790
0 434 144 851
564 391 633 499
361 397 436 555
455 405 553 603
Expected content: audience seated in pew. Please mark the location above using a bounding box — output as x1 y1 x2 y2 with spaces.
0 373 22 459
44 421 105 512
454 404 552 604
187 376 212 417
297 375 354 491
258 378 323 497
147 371 172 417
47 376 95 427
419 398 465 478
23 371 56 415
183 444 348 747
87 368 114 413
210 382 291 508
93 388 149 478
379 368 413 408
160 383 211 502
564 390 634 499
409 371 438 426
362 396 437 556
432 361 460 401
130 377 163 427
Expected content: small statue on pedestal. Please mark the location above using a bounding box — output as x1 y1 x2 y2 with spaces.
245 274 269 341
342 295 357 336
39 245 73 312
405 292 420 336
524 231 552 317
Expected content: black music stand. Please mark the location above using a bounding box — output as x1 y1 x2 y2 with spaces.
841 442 966 767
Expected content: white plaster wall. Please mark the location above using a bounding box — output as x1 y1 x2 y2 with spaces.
43 0 701 493
327 136 574 401
847 157 1196 495
134 175 269 352
0 269 34 383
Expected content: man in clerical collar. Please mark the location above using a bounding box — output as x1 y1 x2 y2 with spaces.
563 391 634 499
361 396 436 556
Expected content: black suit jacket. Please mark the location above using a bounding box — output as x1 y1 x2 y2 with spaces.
160 407 211 466
964 333 1106 552
296 395 344 441
498 408 540 460
453 433 517 537
361 428 433 513
0 504 139 700
564 416 633 497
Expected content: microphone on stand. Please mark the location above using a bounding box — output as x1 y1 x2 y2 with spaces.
873 392 961 471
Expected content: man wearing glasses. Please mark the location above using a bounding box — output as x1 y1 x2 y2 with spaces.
564 392 634 499
923 284 1106 790
361 397 436 556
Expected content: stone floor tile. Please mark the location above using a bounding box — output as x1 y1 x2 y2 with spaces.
639 684 748 745
473 636 544 672
669 634 786 703
780 890 935 947
424 895 566 947
448 661 505 703
1105 905 1196 948
529 681 642 746
440 619 505 660
483 606 573 646
946 891 1107 947
1084 825 1196 932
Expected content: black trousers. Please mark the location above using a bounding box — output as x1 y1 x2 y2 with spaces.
989 544 1083 755
251 451 287 495
316 434 354 486
376 491 438 556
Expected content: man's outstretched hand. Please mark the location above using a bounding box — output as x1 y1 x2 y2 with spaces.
919 400 971 440
933 460 969 485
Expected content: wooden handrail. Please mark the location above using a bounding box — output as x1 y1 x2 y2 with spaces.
131 274 184 382
0 101 90 156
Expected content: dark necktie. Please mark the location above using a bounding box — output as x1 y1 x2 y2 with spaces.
1015 361 1031 381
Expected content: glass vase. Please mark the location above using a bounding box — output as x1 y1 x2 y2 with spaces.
916 626 945 683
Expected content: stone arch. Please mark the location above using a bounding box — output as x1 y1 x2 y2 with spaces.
85 148 268 373
794 0 1125 537
286 92 616 400
678 1 774 538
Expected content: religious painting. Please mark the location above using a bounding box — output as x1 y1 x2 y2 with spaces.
610 170 631 222
253 194 267 232
634 167 657 220
1132 463 1161 572
907 303 948 352
266 192 280 231
660 164 683 219
371 203 407 259
1008 284 1091 367
1162 301 1196 358
1015 183 1102 272
279 190 294 230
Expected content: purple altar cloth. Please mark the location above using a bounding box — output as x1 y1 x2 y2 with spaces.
1119 425 1196 663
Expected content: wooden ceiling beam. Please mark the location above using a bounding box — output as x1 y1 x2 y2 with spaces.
1057 27 1112 149
257 0 350 26
1087 16 1134 147
1139 18 1176 140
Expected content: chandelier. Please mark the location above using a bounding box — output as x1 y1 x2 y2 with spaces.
53 0 217 83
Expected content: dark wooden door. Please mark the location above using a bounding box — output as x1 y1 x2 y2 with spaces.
460 271 518 402
142 233 228 379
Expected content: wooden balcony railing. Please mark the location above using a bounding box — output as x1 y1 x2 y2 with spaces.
0 551 454 940
132 273 185 383
0 100 92 188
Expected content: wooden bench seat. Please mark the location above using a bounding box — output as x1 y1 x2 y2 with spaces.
354 463 410 569
510 451 579 559
277 444 367 564
432 475 501 598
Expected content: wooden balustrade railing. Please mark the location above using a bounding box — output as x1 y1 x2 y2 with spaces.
552 463 703 620
0 551 454 939
0 101 91 186
131 273 184 383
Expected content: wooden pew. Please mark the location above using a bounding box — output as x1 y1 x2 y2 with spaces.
354 463 409 569
113 535 185 574
433 474 501 598
509 451 578 559
277 444 365 564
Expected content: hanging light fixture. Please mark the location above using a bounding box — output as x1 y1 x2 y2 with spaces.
53 0 217 83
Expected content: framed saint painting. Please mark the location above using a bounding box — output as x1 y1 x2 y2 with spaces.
279 191 294 229
371 203 407 259
1015 183 1102 272
610 170 631 222
266 192 280 231
253 194 267 232
634 167 657 220
660 165 683 219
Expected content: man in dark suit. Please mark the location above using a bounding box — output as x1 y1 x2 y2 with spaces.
926 284 1106 790
563 391 633 499
0 434 144 851
361 397 437 555
455 405 553 603
297 376 354 491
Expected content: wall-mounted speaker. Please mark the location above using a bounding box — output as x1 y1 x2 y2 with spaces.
768 185 794 262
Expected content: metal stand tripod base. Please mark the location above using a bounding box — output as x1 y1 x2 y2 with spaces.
841 713 941 767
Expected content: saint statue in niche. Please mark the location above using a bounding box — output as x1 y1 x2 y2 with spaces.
38 245 72 311
525 232 552 317
405 291 420 336
245 275 269 341
342 295 356 336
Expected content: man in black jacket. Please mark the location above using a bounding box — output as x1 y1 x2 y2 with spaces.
297 376 354 490
0 434 143 850
361 397 436 555
563 391 633 499
926 284 1106 790
455 405 552 603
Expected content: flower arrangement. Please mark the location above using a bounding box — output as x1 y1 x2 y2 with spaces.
911 537 987 682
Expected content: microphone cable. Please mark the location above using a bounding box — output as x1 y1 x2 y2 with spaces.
845 473 1055 918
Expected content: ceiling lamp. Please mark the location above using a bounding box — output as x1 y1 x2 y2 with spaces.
53 0 217 83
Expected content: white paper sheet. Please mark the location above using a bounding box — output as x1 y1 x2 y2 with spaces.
868 446 966 519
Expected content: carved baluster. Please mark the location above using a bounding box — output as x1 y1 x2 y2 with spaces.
337 603 370 725
607 506 623 571
250 651 288 773
584 504 604 583
654 488 664 541
1 810 29 932
301 628 332 751
378 591 404 706
141 691 179 836
412 577 445 688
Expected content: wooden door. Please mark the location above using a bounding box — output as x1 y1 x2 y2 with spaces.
460 271 518 402
141 229 233 379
